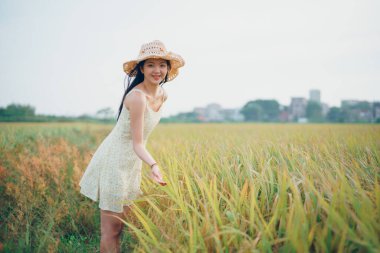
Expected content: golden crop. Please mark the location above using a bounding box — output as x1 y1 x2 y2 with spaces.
0 122 379 252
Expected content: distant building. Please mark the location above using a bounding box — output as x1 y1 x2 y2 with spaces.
321 102 330 116
194 107 207 121
279 105 290 122
298 117 308 123
341 100 373 122
373 102 380 122
194 103 224 122
220 108 244 122
341 100 360 108
289 97 307 121
309 89 321 104
205 103 224 121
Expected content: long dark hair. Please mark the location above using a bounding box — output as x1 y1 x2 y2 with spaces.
116 59 171 121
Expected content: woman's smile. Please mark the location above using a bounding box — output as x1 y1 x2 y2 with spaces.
152 75 161 80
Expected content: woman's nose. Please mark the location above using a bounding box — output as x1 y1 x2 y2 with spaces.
153 66 161 72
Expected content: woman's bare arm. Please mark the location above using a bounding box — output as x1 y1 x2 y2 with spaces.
126 92 156 167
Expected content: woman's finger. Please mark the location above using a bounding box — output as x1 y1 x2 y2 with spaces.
152 173 161 181
153 174 164 182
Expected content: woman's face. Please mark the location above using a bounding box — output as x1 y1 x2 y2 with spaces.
141 58 169 84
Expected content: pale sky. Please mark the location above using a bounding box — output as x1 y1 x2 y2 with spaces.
1 0 379 117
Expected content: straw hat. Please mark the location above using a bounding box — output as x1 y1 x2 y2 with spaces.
123 40 185 82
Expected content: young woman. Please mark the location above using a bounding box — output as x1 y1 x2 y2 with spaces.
79 40 185 252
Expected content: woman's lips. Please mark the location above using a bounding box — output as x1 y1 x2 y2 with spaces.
153 75 161 80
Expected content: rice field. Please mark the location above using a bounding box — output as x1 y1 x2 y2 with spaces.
0 122 379 252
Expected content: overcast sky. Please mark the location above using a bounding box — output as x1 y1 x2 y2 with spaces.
1 0 379 117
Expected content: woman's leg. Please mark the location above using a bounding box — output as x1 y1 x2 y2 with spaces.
100 209 124 253
100 205 133 253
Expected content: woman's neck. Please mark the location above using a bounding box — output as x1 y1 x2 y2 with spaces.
138 81 161 97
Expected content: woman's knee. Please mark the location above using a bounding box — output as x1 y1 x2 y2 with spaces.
101 211 124 238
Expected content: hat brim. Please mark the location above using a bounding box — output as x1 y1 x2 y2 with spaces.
123 52 185 82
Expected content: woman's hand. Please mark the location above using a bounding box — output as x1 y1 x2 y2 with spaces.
150 165 167 186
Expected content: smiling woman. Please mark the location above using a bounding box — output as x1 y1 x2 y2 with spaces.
78 40 185 252
145 59 169 83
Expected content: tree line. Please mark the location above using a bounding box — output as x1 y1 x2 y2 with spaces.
239 100 378 123
1 101 378 123
0 103 113 123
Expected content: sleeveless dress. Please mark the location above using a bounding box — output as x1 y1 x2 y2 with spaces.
79 87 165 213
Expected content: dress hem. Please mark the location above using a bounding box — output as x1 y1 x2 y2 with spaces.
80 186 143 214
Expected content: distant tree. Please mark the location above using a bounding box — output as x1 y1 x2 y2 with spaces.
354 101 371 110
0 108 5 116
77 114 93 120
254 100 280 121
175 112 200 122
306 101 323 122
0 103 35 117
95 107 114 119
240 100 280 122
340 108 351 123
326 107 342 122
251 103 264 121
240 102 263 121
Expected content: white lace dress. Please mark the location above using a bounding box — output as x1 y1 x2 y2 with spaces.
79 88 164 213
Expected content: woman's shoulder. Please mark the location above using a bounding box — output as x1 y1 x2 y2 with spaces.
161 86 168 102
125 89 147 101
123 89 147 111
